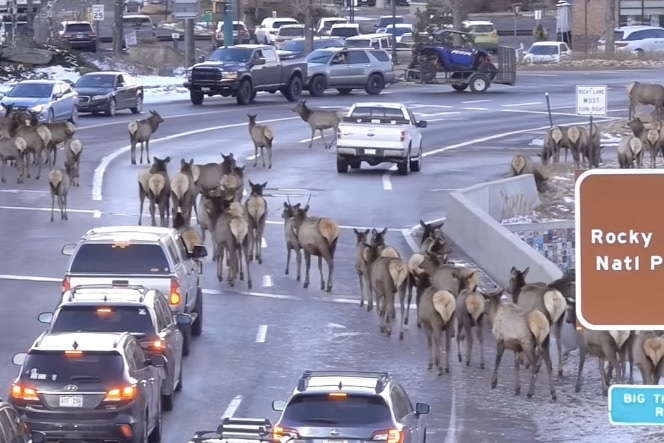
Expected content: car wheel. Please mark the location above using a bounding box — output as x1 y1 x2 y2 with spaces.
336 157 349 173
635 48 645 59
190 90 204 105
148 402 162 443
161 389 174 412
309 75 327 97
469 73 489 93
192 287 203 336
365 73 385 95
337 88 352 95
397 149 410 175
350 161 361 169
452 84 468 92
131 95 143 114
46 109 54 123
283 75 303 102
181 324 192 357
236 80 252 105
105 97 116 116
410 145 422 172
68 106 78 124
477 62 497 81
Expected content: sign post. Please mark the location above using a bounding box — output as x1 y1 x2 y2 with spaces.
512 3 521 38
576 85 607 165
92 3 104 54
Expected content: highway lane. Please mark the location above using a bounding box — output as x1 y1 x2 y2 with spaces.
0 72 650 442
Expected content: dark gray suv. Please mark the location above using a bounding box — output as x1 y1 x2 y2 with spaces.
271 370 430 442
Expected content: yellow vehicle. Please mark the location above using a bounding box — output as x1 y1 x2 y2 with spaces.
462 20 499 52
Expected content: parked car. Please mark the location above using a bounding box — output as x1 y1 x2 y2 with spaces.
124 0 141 13
215 20 251 46
255 17 298 45
123 14 157 44
305 47 395 97
523 41 572 64
384 23 414 43
275 24 305 48
74 71 144 116
330 23 360 41
1 80 78 124
277 37 344 60
315 17 348 36
58 21 96 51
375 15 405 34
462 20 499 52
598 25 664 54
344 33 393 51
0 400 45 443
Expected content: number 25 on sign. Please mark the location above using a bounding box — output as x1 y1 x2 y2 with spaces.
575 169 664 330
92 5 104 21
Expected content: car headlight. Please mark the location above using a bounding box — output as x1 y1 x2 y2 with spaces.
222 71 237 79
31 104 46 113
92 95 107 101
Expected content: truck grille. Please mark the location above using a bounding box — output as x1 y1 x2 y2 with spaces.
192 68 222 82
78 96 90 105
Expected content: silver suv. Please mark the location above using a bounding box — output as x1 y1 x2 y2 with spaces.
271 370 430 442
305 47 396 97
60 226 207 356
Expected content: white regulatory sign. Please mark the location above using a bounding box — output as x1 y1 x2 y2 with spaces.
576 85 608 117
92 4 104 21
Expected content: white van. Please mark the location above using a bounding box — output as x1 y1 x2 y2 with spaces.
344 33 393 51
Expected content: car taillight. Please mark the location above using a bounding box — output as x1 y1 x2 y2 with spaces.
272 427 299 440
104 385 136 402
615 42 628 47
372 429 402 443
149 340 165 352
400 131 405 142
11 384 39 401
169 279 181 305
87 32 95 37
62 32 73 38
61 277 70 293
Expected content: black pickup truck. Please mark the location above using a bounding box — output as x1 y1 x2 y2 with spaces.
184 44 307 106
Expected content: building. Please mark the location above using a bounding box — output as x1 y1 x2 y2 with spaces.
572 0 664 42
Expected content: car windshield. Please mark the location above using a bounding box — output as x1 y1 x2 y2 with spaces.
65 23 92 33
378 17 404 28
124 17 151 28
279 26 304 37
469 24 494 33
306 49 336 63
386 26 411 37
69 243 171 274
76 75 115 88
322 20 346 30
50 306 155 334
281 394 393 426
529 45 558 55
220 23 245 31
273 20 297 29
602 30 624 41
20 351 124 383
207 47 253 62
7 83 53 98
345 39 371 48
330 27 359 38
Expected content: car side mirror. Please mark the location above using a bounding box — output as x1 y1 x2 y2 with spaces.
61 243 76 256
253 57 266 65
272 400 286 411
12 353 26 366
198 55 205 62
415 402 430 416
30 431 46 443
53 93 62 100
190 244 208 259
38 312 53 324
176 313 192 326
416 120 428 128
149 355 167 368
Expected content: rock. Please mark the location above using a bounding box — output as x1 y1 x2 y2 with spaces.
0 47 53 65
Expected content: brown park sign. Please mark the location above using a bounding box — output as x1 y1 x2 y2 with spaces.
577 169 664 329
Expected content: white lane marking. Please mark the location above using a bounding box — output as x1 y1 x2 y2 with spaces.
517 73 559 77
93 210 101 218
262 275 273 287
261 237 267 248
430 188 457 192
92 116 298 201
461 99 491 104
0 205 97 214
417 112 461 117
382 174 392 191
255 325 268 343
0 275 60 283
298 135 323 143
501 102 542 107
463 107 489 111
220 395 243 419
0 189 49 194
502 109 621 119
246 154 257 160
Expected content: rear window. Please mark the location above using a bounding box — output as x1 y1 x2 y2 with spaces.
469 24 495 33
345 39 371 48
349 106 408 123
279 27 304 37
378 17 404 28
124 17 152 28
65 23 92 33
273 20 297 29
322 19 346 30
281 394 393 426
371 50 390 62
331 27 359 38
601 30 624 41
69 243 171 275
51 306 155 334
21 351 124 384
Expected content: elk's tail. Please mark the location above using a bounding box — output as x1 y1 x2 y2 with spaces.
526 310 550 349
379 246 400 259
69 139 82 156
128 121 139 135
630 137 643 156
550 126 563 144
608 331 631 350
567 125 581 145
318 218 340 248
432 290 456 324
36 126 52 147
64 122 76 136
191 165 201 184
543 289 567 324
148 174 166 198
48 169 63 194
247 196 266 222
387 260 408 290
510 155 526 176
14 137 27 154
643 336 664 365
465 292 485 327
263 126 274 142
230 217 248 243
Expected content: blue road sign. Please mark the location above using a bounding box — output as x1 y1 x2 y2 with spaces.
609 385 664 425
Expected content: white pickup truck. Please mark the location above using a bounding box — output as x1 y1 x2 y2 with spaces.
336 102 427 175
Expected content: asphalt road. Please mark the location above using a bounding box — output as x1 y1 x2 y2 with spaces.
0 70 658 442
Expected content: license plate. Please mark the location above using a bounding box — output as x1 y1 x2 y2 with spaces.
59 395 83 407
324 440 348 443
77 33 83 38
201 87 211 92
365 149 376 154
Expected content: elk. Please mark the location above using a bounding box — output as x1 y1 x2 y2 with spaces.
510 154 549 193
406 237 449 327
204 194 241 286
539 126 566 165
282 201 302 282
137 156 170 226
0 129 26 184
220 166 245 202
26 113 75 165
484 289 557 401
354 228 371 309
565 125 584 168
48 162 73 222
456 288 486 369
245 180 268 264
418 254 479 297
193 153 237 194
172 209 203 254
645 123 661 168
627 81 664 120
418 274 456 375
508 267 569 378
364 227 405 313
147 156 171 227
633 331 664 385
578 124 602 169
170 159 198 224
12 114 51 180
617 135 642 168
291 197 339 292
228 201 253 289
247 114 274 168
128 110 164 165
64 138 83 187
292 100 341 149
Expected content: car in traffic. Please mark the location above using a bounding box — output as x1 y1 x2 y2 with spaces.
462 20 499 52
0 400 45 443
523 41 572 64
336 102 426 175
58 21 96 51
384 23 414 43
255 17 299 45
597 25 664 54
344 33 393 52
0 80 78 124
37 285 189 411
10 332 166 443
124 0 141 13
315 17 348 36
60 226 207 356
184 44 307 105
215 20 251 46
275 24 305 48
375 15 405 34
276 37 344 60
123 14 157 44
271 370 430 442
305 48 395 96
74 71 144 116
329 23 360 41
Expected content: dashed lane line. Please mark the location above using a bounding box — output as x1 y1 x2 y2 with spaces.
501 102 542 107
220 395 243 420
255 325 268 343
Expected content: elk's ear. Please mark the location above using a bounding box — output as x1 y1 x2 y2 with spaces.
180 158 186 166
353 228 360 235
536 153 542 157
153 156 159 163
510 266 518 276
283 202 289 208
432 221 444 230
303 204 310 212
164 156 171 163
249 180 254 187
419 220 427 230
381 227 388 235
261 181 267 188
371 228 378 235
363 228 370 236
189 158 194 165
522 266 530 277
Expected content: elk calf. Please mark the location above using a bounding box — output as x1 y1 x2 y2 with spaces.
456 288 486 369
65 138 83 187
634 331 664 385
419 283 456 375
14 118 51 180
147 156 171 227
0 129 26 183
540 126 565 164
48 162 72 222
282 201 302 281
510 154 549 193
617 135 642 168
292 100 341 149
247 114 274 168
220 166 245 202
128 110 164 165
229 202 253 289
245 181 268 264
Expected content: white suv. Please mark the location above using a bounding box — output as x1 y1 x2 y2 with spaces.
598 25 664 54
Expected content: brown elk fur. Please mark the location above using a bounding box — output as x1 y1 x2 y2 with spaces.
170 158 198 224
419 283 456 375
456 288 486 369
48 163 72 222
245 181 268 264
353 228 371 309
172 209 203 253
228 202 252 289
635 332 664 385
146 156 171 227
128 110 164 165
282 202 302 281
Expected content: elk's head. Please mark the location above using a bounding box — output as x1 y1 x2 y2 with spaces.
353 228 370 245
292 100 307 115
508 266 529 303
248 180 267 196
180 158 194 174
247 114 257 125
453 267 478 292
419 220 444 245
428 237 451 261
220 152 237 173
232 165 245 179
481 289 504 307
282 201 300 219
149 110 164 124
370 227 388 248
150 156 171 174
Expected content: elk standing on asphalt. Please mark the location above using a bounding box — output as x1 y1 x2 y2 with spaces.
205 194 241 286
0 129 26 184
11 112 51 179
282 201 302 282
128 110 164 165
456 288 486 369
137 156 170 226
65 138 83 187
292 100 341 149
229 202 253 289
220 165 245 202
540 126 566 165
418 274 456 375
354 228 371 309
627 81 664 120
27 113 75 165
291 196 339 292
193 153 237 194
147 156 171 227
617 135 642 168
247 114 274 168
245 181 268 264
48 162 73 222
170 158 198 224
172 209 204 254
633 331 664 385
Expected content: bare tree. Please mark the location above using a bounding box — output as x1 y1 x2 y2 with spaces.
113 0 124 55
604 0 616 57
25 0 35 41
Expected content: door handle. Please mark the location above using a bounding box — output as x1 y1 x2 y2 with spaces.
365 64 371 67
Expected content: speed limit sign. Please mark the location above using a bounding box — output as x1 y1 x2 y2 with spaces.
92 4 104 21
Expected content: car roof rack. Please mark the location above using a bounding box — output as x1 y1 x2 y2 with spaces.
68 285 148 303
189 418 273 443
297 370 391 394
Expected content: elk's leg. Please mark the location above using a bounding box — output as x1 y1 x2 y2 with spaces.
398 282 407 340
491 342 504 390
554 317 564 377
456 321 463 363
243 243 252 290
50 191 55 222
256 219 265 264
466 323 475 367
268 146 272 169
444 325 453 373
383 292 393 337
285 246 291 275
514 351 523 396
295 247 302 282
146 141 151 164
216 246 224 282
261 147 266 167
307 127 315 149
149 200 157 226
238 242 245 281
319 128 328 149
303 251 311 288
628 342 634 384
35 150 43 180
317 255 325 290
525 348 542 399
424 323 434 370
324 250 334 293
130 141 136 165
52 143 58 165
575 345 587 393
1 158 6 183
23 151 30 178
62 193 68 220
598 357 610 395
358 271 365 307
138 185 146 225
477 320 485 369
253 144 258 167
